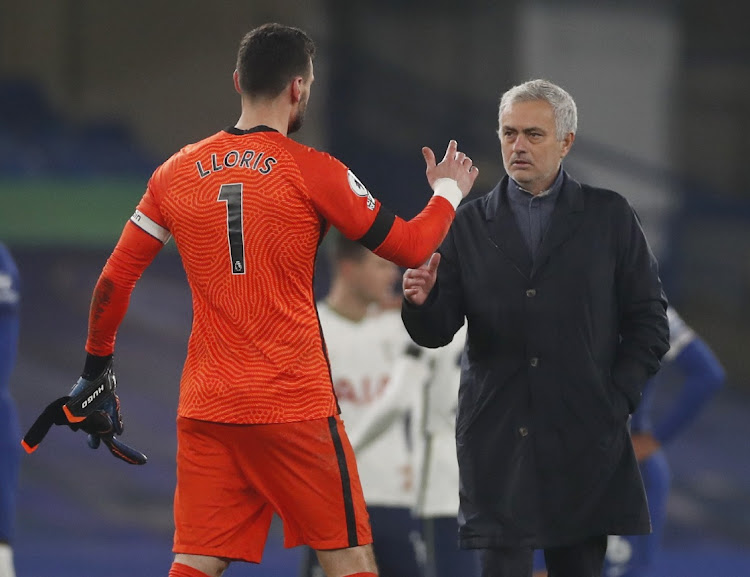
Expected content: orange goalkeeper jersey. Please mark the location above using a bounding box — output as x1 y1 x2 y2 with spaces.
86 126 457 424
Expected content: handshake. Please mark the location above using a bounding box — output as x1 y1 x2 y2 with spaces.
22 360 148 465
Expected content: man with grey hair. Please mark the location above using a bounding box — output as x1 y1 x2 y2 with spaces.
401 79 669 577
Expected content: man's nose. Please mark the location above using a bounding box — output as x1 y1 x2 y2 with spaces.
512 134 527 151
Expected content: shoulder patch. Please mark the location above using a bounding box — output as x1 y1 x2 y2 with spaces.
347 170 376 210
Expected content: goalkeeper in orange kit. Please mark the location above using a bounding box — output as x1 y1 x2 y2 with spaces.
22 22 478 577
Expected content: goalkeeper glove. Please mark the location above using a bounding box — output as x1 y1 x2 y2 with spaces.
21 356 147 465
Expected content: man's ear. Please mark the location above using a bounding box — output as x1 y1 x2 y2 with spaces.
233 70 242 94
290 76 303 104
560 132 575 158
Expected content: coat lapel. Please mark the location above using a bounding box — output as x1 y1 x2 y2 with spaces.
531 175 585 278
483 178 533 279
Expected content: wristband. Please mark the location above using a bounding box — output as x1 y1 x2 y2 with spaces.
82 353 113 381
433 178 463 210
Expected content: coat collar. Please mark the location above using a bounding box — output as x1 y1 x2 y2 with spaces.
481 171 585 279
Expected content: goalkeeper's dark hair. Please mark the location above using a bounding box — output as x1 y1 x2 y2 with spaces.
236 23 316 99
326 229 369 267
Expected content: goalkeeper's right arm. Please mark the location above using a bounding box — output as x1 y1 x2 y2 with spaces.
22 357 147 464
21 218 165 464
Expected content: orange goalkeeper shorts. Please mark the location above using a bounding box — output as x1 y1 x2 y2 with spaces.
173 414 372 562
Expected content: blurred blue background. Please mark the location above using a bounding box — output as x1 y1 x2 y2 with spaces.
1 1 749 575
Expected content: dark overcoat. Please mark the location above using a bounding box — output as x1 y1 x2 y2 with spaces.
401 173 670 549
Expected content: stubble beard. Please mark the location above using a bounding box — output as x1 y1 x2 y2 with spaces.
288 98 308 134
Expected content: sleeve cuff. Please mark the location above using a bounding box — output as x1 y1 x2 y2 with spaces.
81 353 113 381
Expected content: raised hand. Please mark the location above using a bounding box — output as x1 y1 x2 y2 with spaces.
422 140 479 198
403 252 441 306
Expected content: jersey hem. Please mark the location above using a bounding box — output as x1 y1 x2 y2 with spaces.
176 410 339 426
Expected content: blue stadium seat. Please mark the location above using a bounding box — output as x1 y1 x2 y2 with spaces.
0 76 157 177
0 76 60 134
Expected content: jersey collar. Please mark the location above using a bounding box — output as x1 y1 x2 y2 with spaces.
223 125 279 135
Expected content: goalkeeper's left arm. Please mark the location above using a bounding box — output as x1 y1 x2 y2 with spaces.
22 220 165 464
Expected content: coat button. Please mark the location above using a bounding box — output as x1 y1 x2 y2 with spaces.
526 288 536 297
519 426 529 436
529 357 539 367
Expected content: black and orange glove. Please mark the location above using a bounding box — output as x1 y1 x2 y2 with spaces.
22 356 147 465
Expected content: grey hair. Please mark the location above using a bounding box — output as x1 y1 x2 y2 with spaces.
498 79 578 140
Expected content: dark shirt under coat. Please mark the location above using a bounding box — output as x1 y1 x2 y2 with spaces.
506 168 563 259
401 171 670 549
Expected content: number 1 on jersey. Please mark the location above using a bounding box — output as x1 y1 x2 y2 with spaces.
217 183 246 275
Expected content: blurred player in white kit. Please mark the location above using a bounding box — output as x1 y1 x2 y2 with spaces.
346 318 483 577
299 231 421 577
395 322 482 577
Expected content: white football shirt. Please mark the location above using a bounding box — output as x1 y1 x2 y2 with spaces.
407 324 466 518
317 302 415 507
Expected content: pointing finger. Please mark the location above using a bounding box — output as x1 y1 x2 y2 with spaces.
426 252 441 272
442 140 458 162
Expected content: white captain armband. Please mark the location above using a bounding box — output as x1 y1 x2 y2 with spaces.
130 210 172 243
433 178 462 210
